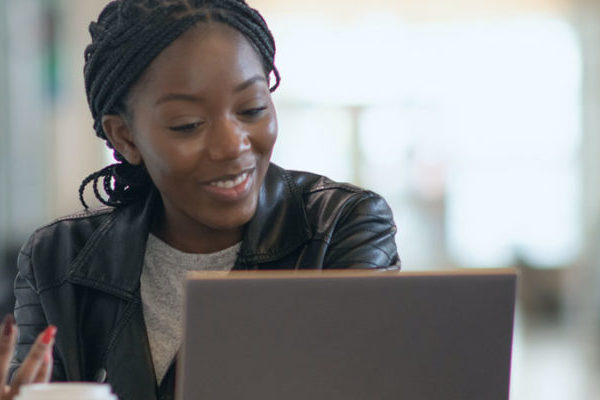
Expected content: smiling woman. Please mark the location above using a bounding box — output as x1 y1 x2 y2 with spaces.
102 23 278 253
1 1 399 399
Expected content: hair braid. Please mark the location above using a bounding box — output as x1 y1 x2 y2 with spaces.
212 1 279 90
216 13 278 89
80 0 280 208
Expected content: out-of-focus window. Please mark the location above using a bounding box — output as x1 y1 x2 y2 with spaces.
2 0 54 240
269 15 581 269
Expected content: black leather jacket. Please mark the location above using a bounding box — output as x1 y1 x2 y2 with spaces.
10 164 399 400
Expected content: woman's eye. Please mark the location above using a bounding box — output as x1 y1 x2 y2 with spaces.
241 107 267 118
169 121 203 132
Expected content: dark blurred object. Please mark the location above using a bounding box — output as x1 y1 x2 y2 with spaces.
515 254 566 324
0 244 19 318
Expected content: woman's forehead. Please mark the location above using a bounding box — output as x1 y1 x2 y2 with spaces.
131 23 266 99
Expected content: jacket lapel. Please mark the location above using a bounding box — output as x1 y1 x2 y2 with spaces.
237 164 311 266
67 192 156 299
67 192 160 399
103 301 158 400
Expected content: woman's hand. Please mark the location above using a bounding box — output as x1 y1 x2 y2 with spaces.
0 315 56 400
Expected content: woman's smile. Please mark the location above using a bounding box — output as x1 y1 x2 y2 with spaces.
104 22 278 253
201 167 256 202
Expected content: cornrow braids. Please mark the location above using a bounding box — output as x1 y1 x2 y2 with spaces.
79 0 280 208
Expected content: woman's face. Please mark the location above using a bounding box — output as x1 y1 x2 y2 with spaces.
106 23 277 252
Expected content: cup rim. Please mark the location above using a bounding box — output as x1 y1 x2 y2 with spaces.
19 382 113 393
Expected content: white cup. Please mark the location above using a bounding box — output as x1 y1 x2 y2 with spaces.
15 383 117 400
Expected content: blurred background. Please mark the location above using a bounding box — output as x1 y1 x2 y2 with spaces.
0 0 598 397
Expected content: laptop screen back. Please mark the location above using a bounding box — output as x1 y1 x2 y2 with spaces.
178 269 517 400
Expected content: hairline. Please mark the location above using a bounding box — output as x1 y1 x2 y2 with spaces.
115 18 271 124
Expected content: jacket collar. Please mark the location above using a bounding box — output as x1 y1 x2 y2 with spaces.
67 163 311 298
67 190 156 301
237 163 311 265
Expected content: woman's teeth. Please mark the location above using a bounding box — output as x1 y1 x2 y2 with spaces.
209 172 249 189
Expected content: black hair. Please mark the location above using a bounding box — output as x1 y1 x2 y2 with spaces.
79 0 280 208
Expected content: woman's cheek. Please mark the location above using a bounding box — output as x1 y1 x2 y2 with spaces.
260 114 278 151
148 136 202 173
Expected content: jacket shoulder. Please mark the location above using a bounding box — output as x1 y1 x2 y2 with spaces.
282 168 399 268
18 207 116 290
285 169 382 207
285 169 362 195
284 169 394 230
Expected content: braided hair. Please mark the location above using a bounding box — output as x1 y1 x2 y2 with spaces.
79 0 280 208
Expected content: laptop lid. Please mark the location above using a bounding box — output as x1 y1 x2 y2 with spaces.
178 269 517 400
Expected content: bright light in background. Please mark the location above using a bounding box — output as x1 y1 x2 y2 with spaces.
273 13 409 106
103 15 581 269
271 106 354 182
438 19 581 268
269 15 581 269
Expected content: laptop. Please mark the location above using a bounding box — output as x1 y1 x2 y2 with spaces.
177 269 517 400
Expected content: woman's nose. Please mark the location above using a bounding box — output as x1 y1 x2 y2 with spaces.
207 117 251 160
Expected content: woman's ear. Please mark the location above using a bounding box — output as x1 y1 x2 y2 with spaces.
101 114 142 165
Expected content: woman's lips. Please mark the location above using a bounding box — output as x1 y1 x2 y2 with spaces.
201 168 255 201
209 171 251 189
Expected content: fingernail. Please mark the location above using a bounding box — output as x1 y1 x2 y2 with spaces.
2 314 15 336
41 325 57 345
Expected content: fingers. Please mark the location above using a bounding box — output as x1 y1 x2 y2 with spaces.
0 315 17 388
8 325 56 395
32 347 53 384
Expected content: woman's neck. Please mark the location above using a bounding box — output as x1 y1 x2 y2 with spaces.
150 208 243 254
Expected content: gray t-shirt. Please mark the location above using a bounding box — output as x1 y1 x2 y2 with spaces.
141 233 240 383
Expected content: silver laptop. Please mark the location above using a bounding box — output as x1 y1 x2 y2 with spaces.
177 269 517 400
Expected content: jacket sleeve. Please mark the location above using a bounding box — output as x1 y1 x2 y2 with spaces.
324 192 400 269
9 242 66 382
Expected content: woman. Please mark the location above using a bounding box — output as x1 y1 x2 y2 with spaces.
1 0 399 399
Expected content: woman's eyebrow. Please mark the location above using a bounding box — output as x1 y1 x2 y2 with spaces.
155 93 202 106
234 75 267 93
154 76 267 106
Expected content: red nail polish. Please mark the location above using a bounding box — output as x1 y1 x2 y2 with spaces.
2 314 15 336
41 325 57 344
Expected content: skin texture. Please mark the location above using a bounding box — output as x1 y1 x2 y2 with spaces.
102 23 278 254
0 315 55 399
